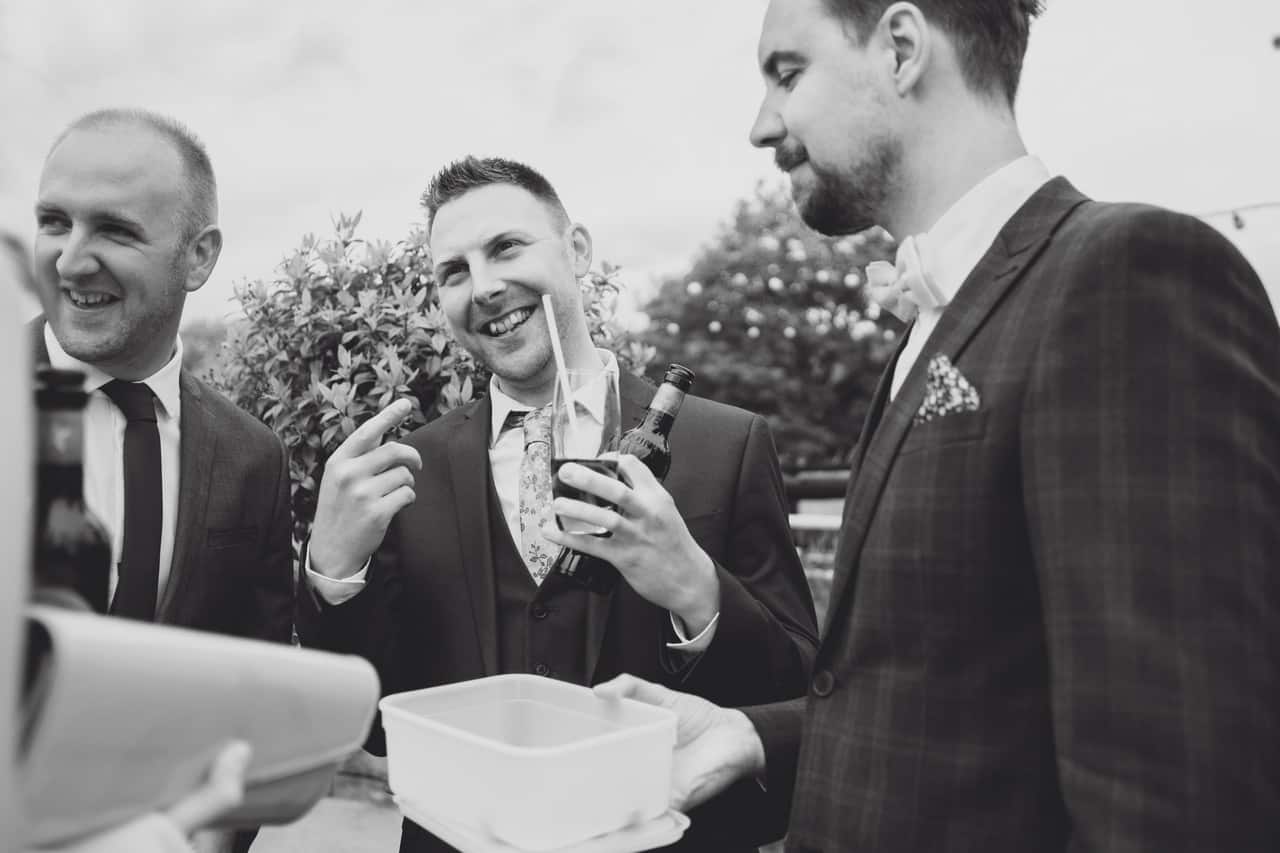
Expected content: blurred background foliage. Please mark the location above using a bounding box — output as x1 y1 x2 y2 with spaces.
642 182 900 470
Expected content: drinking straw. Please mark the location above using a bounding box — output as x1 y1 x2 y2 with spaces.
542 294 579 435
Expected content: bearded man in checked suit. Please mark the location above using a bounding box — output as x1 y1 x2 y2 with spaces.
599 1 1280 851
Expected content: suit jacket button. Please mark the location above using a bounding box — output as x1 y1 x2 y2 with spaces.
531 604 549 620
812 670 834 698
534 663 550 676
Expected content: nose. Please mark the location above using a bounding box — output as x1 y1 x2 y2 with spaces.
52 227 100 282
749 96 784 149
469 259 507 305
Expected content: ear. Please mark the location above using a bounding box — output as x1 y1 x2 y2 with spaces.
568 222 593 278
880 2 929 97
182 225 222 294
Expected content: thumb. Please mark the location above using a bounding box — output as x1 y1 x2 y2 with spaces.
166 740 252 835
593 674 674 708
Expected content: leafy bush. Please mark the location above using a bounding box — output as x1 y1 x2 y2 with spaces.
214 212 653 544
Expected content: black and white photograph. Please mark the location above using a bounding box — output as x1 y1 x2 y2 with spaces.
2 1 1278 851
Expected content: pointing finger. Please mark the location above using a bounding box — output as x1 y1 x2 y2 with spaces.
337 399 415 459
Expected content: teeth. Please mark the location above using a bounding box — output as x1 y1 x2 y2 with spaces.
484 307 534 336
66 291 115 307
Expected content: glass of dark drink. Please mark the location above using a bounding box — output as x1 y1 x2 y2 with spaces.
550 367 621 535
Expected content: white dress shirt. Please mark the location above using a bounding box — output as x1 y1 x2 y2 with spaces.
44 325 183 609
308 349 717 650
890 155 1052 399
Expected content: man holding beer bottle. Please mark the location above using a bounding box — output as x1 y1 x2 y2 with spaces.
299 156 818 852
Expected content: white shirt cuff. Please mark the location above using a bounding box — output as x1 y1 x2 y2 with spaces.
666 611 719 653
304 551 370 605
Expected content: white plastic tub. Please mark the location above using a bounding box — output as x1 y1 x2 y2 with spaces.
380 674 677 852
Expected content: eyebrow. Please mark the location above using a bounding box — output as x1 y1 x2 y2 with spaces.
433 229 531 274
761 49 806 78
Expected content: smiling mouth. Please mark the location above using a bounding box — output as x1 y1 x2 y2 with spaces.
64 290 119 309
480 306 536 337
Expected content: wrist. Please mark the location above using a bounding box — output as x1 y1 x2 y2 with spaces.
307 542 361 580
726 708 766 778
674 553 719 634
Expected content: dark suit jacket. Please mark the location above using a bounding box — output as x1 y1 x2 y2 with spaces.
745 179 1280 852
33 322 293 853
299 369 820 851
32 321 294 642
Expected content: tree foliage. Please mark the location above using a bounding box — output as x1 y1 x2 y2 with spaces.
214 212 652 543
641 182 901 469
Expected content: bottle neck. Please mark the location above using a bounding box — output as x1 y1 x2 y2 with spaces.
37 408 87 491
646 383 687 421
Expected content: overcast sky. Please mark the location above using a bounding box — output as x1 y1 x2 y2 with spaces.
2 0 1277 322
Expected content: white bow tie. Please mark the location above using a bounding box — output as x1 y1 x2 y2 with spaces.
864 234 949 323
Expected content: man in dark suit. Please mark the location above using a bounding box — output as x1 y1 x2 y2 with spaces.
31 110 292 853
30 108 294 645
299 157 819 851
598 1 1280 851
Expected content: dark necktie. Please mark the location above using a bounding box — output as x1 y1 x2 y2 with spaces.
101 379 162 620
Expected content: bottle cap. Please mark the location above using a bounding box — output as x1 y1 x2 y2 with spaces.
35 367 88 409
663 364 695 392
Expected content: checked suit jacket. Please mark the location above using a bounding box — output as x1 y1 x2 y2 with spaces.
745 178 1280 852
32 320 295 642
298 369 820 852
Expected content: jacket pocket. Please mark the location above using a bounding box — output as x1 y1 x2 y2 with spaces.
898 410 988 457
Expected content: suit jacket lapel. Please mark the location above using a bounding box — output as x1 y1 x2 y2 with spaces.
160 371 214 622
449 396 501 676
826 178 1090 622
584 371 649 681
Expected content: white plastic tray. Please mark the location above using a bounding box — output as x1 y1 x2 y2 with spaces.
380 675 677 851
398 797 688 853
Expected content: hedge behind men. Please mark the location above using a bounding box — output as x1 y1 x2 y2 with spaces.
300 157 819 852
602 1 1280 851
32 109 293 641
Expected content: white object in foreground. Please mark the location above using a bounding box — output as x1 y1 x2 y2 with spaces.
380 674 677 852
397 798 688 853
19 605 380 847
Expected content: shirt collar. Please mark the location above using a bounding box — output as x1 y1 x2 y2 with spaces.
43 323 184 421
916 155 1052 305
488 348 619 447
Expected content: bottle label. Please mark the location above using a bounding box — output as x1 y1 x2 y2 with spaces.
648 386 686 418
38 410 85 466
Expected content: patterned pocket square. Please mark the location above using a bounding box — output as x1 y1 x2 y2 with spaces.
915 354 980 424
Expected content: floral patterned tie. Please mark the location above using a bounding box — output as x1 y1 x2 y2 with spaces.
517 405 555 584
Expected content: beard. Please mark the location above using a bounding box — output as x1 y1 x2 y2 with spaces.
780 134 901 237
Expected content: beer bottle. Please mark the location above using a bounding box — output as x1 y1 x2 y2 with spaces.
550 365 695 594
33 367 112 612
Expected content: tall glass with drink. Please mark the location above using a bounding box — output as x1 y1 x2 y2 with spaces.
550 368 621 536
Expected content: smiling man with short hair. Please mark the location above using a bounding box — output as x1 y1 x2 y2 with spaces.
300 155 819 853
31 108 293 641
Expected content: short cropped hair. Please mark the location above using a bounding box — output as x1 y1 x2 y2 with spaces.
421 156 570 232
822 0 1045 104
49 108 218 242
